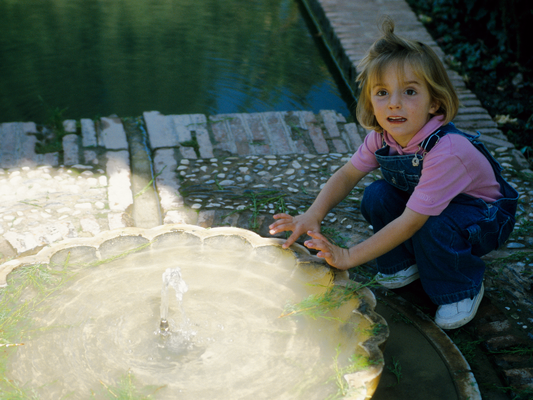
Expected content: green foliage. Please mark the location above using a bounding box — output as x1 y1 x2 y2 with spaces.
488 346 533 357
449 330 484 365
0 263 72 397
511 219 533 238
221 189 290 231
0 243 153 397
179 134 200 158
0 379 40 400
409 0 530 64
326 345 382 399
94 371 165 400
280 284 353 320
321 227 348 249
489 384 533 400
368 322 387 336
406 0 533 160
34 97 71 155
279 280 376 320
134 166 166 199
387 357 402 386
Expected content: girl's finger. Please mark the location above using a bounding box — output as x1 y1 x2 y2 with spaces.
304 239 324 250
307 230 328 242
317 250 331 259
269 220 294 234
270 226 288 235
282 232 299 249
269 219 291 230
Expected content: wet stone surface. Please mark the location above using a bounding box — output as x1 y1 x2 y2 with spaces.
0 165 110 258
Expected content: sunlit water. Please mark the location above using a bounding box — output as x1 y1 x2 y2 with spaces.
0 0 353 124
160 267 188 327
6 235 371 399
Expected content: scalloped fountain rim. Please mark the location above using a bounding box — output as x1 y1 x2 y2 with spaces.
0 224 389 399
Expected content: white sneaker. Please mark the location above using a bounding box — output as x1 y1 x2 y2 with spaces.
375 264 419 289
435 284 484 330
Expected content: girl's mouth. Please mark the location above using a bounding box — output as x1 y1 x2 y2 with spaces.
387 116 406 122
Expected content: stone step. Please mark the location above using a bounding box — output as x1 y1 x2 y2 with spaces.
140 110 364 226
0 122 58 168
305 0 511 146
143 110 361 159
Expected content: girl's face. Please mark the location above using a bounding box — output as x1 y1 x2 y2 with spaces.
370 62 439 147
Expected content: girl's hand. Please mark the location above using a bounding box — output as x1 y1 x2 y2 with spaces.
269 213 320 249
304 231 353 270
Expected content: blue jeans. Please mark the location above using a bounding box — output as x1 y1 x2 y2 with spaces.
360 180 515 305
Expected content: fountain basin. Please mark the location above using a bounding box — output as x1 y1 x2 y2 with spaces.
0 224 388 399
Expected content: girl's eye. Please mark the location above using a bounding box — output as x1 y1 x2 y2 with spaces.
376 90 388 96
405 89 417 95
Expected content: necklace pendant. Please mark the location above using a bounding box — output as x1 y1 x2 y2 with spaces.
412 156 420 167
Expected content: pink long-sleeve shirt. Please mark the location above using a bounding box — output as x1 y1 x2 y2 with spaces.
351 116 503 216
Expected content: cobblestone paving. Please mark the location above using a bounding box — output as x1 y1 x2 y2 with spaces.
0 165 109 253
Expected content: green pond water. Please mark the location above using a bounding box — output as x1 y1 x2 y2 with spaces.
0 0 353 124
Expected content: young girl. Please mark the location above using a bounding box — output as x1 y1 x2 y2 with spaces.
268 17 518 330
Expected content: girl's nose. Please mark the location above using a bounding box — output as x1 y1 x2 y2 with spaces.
388 92 401 108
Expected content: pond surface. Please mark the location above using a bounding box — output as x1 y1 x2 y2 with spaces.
0 0 353 124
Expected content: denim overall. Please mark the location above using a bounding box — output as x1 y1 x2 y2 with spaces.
360 123 518 305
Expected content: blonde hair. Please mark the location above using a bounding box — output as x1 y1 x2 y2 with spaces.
356 17 459 133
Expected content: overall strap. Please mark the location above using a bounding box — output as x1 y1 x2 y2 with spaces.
419 129 446 153
419 123 479 153
420 123 504 177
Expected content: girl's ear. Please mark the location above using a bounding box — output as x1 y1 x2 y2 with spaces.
429 100 440 115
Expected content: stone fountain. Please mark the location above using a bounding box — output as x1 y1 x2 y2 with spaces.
0 224 388 399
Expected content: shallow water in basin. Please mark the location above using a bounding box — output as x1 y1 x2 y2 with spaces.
6 237 371 399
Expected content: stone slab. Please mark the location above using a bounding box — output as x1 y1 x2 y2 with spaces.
62 134 79 166
190 114 214 159
262 112 296 155
298 111 329 154
153 148 183 213
0 122 43 168
106 150 133 212
81 118 98 147
99 117 128 150
210 115 238 154
144 111 177 149
243 113 271 155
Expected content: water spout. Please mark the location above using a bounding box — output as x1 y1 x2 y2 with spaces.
159 267 189 335
159 318 170 334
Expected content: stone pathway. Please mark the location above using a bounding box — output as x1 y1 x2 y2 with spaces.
1 0 532 397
